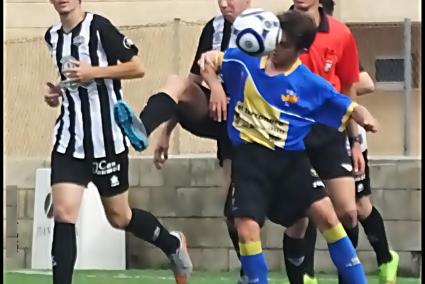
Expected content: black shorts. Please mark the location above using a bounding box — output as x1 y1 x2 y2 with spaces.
230 143 327 227
304 124 353 180
177 84 233 166
354 150 372 198
50 151 129 197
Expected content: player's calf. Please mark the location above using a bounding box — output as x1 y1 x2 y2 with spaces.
307 197 367 284
235 218 269 284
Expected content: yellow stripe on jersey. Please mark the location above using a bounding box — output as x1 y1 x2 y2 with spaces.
216 51 225 71
233 76 289 150
240 241 263 256
323 223 347 244
259 57 301 76
338 102 358 131
260 56 268 69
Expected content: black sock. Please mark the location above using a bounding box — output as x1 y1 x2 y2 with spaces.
338 225 359 284
303 221 317 278
360 206 392 266
344 224 359 248
125 208 179 255
226 219 244 277
139 92 177 136
51 222 77 284
283 233 307 284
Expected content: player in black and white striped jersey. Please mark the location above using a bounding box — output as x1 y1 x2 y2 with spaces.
43 1 192 283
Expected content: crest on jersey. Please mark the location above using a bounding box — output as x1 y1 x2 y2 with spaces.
281 89 298 105
123 37 135 49
72 35 85 46
324 59 333 72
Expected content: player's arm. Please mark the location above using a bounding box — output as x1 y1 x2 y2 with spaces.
354 70 375 96
310 84 378 133
65 17 144 82
44 27 62 108
199 51 227 121
337 29 365 173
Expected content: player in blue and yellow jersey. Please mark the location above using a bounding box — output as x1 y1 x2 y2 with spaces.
199 10 378 284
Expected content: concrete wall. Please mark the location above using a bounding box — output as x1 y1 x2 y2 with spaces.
4 157 422 276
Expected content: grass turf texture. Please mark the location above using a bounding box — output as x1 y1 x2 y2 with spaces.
4 270 421 284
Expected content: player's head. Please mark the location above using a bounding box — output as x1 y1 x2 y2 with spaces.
218 0 251 23
320 0 335 15
50 0 81 15
271 11 316 66
292 0 320 12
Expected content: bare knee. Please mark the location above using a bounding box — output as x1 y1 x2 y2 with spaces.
336 208 358 228
53 204 78 223
105 208 132 229
307 197 340 232
356 196 373 220
285 217 309 238
235 218 260 243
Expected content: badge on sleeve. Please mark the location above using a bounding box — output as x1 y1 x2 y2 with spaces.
123 37 135 49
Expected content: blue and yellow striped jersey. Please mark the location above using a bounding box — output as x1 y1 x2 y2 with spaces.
219 48 357 151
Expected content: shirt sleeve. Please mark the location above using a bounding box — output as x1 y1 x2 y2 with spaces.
309 82 358 131
335 29 360 86
190 20 214 76
96 16 138 63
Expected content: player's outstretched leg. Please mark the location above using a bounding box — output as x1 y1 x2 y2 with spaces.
102 192 192 284
307 197 367 284
357 197 399 284
236 217 269 284
114 75 208 152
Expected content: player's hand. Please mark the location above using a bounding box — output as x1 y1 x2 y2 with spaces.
153 129 171 170
63 61 96 82
351 142 365 175
209 84 228 122
363 118 379 133
198 51 220 72
44 82 62 108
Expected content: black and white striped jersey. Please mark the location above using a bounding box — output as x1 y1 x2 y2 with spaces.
190 15 233 76
44 12 138 160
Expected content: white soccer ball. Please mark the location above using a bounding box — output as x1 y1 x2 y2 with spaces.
232 8 282 56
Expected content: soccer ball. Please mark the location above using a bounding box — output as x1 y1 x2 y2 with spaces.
232 8 282 56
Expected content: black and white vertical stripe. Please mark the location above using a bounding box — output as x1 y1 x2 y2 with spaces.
45 13 127 159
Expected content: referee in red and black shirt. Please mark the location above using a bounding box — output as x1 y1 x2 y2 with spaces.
280 1 366 283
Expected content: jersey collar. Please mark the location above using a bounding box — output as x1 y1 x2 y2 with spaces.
288 6 329 33
260 56 302 76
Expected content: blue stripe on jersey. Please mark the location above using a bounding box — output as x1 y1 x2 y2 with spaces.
221 48 354 151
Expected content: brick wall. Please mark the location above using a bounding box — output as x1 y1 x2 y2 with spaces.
4 156 422 276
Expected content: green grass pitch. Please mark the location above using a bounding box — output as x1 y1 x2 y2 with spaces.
4 269 421 284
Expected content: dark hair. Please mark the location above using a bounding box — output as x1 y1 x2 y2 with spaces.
320 0 335 15
277 10 317 52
